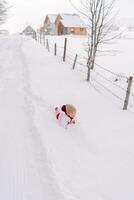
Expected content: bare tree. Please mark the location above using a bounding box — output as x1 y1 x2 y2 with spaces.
70 0 118 81
0 0 9 25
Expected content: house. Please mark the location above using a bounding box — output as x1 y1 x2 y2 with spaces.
22 25 36 39
55 13 87 35
43 14 57 35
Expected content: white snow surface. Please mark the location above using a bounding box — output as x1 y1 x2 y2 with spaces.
0 34 134 200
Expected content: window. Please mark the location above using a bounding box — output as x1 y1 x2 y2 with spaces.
70 28 75 33
80 28 84 31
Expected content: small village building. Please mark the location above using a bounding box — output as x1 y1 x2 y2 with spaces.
43 14 57 35
22 25 36 39
55 13 87 35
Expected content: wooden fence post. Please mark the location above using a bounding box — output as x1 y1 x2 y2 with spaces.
72 54 78 69
45 39 47 48
46 39 50 52
43 31 45 46
39 32 41 44
123 76 133 110
63 38 67 62
54 43 57 56
34 32 37 41
37 32 39 42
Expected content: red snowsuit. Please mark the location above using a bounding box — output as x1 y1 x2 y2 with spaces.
55 105 75 128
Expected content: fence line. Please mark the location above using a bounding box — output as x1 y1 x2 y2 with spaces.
93 70 127 93
34 36 134 111
90 77 125 102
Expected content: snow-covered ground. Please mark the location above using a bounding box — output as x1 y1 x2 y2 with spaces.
45 32 134 76
0 36 63 200
0 34 134 200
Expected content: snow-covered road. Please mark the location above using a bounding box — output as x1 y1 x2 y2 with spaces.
0 36 63 200
0 35 134 200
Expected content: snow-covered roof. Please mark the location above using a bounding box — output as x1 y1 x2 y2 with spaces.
59 13 87 28
47 14 57 23
23 25 36 33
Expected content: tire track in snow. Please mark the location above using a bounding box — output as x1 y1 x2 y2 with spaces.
20 37 100 200
18 37 65 199
0 36 64 200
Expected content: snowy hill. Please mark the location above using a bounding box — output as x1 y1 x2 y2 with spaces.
0 34 134 200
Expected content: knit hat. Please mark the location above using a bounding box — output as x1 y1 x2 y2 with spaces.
66 104 76 116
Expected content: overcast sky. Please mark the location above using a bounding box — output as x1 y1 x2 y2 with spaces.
1 0 134 33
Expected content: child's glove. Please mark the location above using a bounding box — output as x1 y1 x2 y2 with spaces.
72 119 75 124
55 107 58 111
67 119 75 125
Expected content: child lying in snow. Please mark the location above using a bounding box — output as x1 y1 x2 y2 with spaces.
55 104 76 129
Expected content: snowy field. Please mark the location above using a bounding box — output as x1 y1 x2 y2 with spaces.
0 34 134 200
45 32 134 76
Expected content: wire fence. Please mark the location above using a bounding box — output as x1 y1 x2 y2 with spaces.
35 35 134 111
